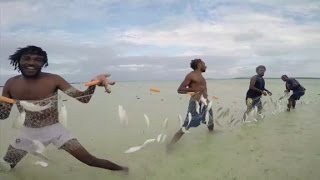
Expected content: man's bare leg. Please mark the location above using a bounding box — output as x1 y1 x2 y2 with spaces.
287 99 293 112
243 106 253 121
207 108 214 131
60 139 128 172
207 124 214 131
292 100 296 109
166 129 185 152
257 100 263 114
2 145 28 169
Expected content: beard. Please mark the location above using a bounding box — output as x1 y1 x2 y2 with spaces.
18 64 42 78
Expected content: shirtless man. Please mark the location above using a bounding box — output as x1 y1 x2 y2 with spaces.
0 46 128 172
281 75 306 111
167 59 214 150
243 65 272 121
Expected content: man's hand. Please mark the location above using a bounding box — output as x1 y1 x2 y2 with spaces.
91 73 115 93
267 91 272 96
262 91 268 96
284 89 289 93
191 86 207 100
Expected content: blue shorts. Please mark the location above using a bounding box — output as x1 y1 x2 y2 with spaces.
289 91 305 101
182 98 214 130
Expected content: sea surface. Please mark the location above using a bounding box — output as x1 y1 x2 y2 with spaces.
1 79 320 180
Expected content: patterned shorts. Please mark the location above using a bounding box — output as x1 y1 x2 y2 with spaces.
182 97 214 130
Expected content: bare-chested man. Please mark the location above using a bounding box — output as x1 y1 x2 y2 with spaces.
167 59 214 150
0 46 128 172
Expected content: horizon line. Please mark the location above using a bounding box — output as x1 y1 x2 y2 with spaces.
1 77 319 87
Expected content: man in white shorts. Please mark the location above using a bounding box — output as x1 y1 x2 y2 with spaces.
0 45 128 172
11 123 74 154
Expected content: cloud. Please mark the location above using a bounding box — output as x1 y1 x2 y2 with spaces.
0 0 319 85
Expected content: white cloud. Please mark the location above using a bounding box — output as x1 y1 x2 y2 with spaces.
0 0 319 84
118 10 320 57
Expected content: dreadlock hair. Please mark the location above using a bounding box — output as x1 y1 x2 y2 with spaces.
190 58 202 70
9 45 48 71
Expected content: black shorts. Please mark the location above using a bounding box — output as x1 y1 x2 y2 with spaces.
289 91 305 101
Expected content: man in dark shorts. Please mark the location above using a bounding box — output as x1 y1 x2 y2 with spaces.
281 75 306 111
167 59 214 150
0 46 128 172
243 65 272 121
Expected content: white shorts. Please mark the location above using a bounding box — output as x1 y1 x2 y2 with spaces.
11 123 74 152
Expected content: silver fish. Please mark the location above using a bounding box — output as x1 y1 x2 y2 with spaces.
162 118 169 129
161 134 167 143
195 101 200 114
20 101 52 112
156 134 163 142
187 112 192 127
207 101 213 111
118 105 128 126
200 95 208 106
178 114 183 127
13 111 26 129
124 138 156 153
144 114 150 129
59 103 67 128
233 119 241 126
34 161 48 167
217 112 224 119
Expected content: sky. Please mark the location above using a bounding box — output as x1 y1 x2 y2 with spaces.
0 0 319 84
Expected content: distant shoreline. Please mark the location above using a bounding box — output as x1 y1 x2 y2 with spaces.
1 78 319 87
232 77 320 80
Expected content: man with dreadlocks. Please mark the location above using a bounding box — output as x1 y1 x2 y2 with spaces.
243 65 272 121
0 45 128 172
167 59 214 151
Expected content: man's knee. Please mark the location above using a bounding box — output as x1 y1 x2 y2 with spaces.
60 139 81 151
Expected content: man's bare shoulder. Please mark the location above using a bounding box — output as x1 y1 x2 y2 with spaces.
250 75 257 80
4 75 22 85
42 72 63 80
187 71 199 77
183 71 194 80
42 73 70 88
2 75 22 94
188 71 204 79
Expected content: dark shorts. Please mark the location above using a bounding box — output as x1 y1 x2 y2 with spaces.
182 98 214 130
289 91 305 101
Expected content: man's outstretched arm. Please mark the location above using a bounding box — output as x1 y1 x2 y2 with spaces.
55 75 96 103
61 139 129 172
